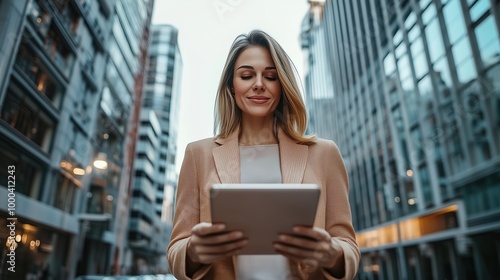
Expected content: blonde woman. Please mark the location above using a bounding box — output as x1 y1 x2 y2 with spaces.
167 30 360 280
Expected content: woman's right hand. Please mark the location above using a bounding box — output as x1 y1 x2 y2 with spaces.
186 222 248 267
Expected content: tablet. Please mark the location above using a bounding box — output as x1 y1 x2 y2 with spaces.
210 183 320 254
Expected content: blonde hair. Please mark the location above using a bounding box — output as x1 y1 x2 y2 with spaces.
214 30 316 144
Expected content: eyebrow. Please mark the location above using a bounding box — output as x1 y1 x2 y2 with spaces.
236 65 276 70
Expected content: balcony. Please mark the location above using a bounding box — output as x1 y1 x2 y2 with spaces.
72 0 106 52
129 217 153 238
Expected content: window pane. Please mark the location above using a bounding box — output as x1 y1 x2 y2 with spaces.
475 16 500 67
420 0 432 11
405 12 417 30
422 3 437 24
452 37 473 66
398 54 412 80
456 58 477 83
384 53 396 76
0 89 54 150
443 0 467 44
433 57 453 86
414 52 429 79
470 0 490 22
408 26 420 43
411 37 425 56
426 19 445 62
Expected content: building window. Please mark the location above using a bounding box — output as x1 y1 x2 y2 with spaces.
461 81 491 163
433 56 453 89
453 36 477 83
418 166 433 207
0 140 44 200
0 86 55 151
14 43 63 107
443 0 467 45
53 173 77 213
462 171 500 216
485 63 500 154
469 0 491 23
28 0 52 38
474 15 500 68
425 17 445 63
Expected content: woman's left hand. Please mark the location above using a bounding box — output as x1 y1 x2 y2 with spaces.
273 226 344 270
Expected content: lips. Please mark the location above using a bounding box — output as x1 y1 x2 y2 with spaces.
248 96 270 104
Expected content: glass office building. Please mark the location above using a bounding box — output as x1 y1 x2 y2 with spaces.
128 24 182 274
302 0 500 279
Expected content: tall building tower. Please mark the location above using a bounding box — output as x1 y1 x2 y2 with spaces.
303 0 500 279
81 0 155 276
0 0 114 279
0 0 155 278
128 24 182 274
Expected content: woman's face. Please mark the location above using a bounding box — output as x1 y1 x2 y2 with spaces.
232 45 282 120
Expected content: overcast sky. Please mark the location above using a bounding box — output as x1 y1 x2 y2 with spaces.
151 0 310 171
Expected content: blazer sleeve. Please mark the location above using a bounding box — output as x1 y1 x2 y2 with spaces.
321 140 360 280
167 143 212 279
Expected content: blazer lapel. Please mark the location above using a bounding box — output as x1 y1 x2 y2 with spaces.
212 127 308 184
213 129 241 183
277 128 308 183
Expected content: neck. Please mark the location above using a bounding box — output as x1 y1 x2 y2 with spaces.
239 116 277 146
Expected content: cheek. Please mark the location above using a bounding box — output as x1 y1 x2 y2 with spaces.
233 80 252 94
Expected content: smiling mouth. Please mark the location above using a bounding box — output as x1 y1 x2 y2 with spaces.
248 96 270 100
247 96 270 104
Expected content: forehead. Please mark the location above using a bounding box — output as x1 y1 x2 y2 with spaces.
235 45 275 67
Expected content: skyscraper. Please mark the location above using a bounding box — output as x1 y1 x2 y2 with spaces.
81 0 155 276
128 24 182 274
0 0 113 278
0 0 154 278
302 0 500 279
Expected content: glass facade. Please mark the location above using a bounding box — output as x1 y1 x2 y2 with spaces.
129 24 182 274
0 0 154 278
302 0 500 279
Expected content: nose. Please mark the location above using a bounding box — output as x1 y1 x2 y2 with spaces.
253 77 265 91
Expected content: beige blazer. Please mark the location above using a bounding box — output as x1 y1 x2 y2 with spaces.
167 128 360 279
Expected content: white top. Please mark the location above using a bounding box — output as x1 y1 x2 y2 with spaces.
237 144 291 280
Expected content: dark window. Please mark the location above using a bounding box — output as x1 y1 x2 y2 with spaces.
0 139 45 200
1 86 55 150
53 173 77 213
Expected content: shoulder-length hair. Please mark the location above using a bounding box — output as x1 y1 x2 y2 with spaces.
214 30 316 144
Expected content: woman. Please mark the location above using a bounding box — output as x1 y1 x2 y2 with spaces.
167 30 360 280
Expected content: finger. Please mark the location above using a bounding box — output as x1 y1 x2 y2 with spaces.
292 226 331 241
276 234 319 250
192 231 245 246
192 222 226 236
274 243 316 260
196 239 249 254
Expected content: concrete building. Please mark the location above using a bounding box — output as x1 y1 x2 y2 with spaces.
0 0 154 278
128 24 182 274
302 0 500 279
78 0 154 276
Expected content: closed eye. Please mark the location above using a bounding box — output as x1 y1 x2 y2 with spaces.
241 76 253 80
